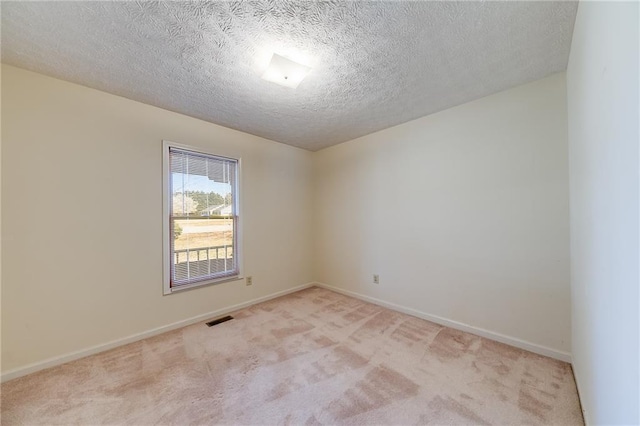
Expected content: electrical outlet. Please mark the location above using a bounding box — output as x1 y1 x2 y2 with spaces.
373 274 379 284
246 276 253 286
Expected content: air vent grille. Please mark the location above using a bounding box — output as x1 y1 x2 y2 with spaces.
206 315 234 327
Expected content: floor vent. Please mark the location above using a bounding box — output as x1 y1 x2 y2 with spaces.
206 315 234 327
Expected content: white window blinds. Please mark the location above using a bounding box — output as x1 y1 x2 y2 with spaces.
168 147 239 288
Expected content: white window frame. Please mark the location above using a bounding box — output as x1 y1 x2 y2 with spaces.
162 140 242 295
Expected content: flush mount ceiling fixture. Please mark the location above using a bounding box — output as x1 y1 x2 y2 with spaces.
261 53 311 89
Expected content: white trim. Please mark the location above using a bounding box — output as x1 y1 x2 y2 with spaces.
571 363 590 425
167 275 245 294
1 283 315 383
162 140 243 295
314 282 572 363
235 157 244 281
2 282 573 383
162 140 171 294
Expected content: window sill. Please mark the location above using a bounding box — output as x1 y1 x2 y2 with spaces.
164 275 244 295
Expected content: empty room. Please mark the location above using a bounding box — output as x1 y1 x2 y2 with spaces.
1 1 638 425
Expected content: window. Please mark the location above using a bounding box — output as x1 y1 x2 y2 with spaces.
163 141 240 294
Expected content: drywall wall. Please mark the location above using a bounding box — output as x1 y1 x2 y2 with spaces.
566 2 639 424
1 65 314 374
313 73 571 358
0 65 3 376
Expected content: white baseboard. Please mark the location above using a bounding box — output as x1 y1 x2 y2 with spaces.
1 282 315 383
571 363 590 425
314 282 572 363
3 281 572 383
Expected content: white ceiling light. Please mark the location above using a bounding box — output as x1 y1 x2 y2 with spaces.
261 53 311 89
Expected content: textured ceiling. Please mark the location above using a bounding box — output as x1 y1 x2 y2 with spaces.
1 1 577 151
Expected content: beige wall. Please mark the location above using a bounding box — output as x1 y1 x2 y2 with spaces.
313 73 571 357
1 65 314 373
2 66 574 378
567 2 639 424
0 65 3 375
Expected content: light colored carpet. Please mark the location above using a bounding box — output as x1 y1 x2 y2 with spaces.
1 287 583 425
